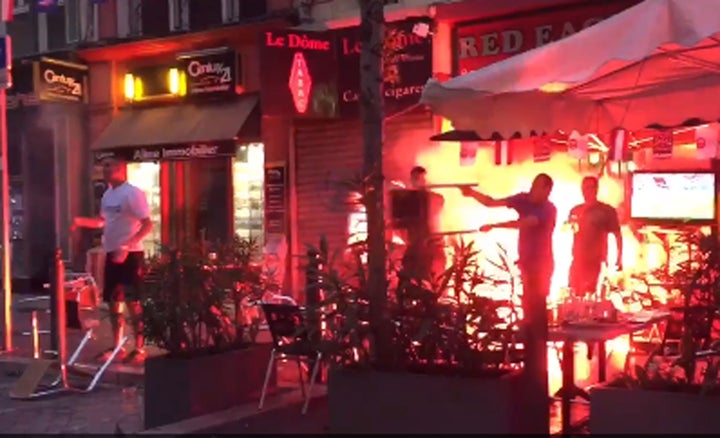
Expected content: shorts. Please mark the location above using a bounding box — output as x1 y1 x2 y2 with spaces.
568 258 602 296
104 251 145 303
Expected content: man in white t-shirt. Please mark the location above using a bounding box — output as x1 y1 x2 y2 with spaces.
73 156 153 363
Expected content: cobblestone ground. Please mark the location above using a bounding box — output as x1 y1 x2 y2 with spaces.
0 294 613 434
0 363 143 434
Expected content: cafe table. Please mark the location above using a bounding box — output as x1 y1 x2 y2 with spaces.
548 311 670 435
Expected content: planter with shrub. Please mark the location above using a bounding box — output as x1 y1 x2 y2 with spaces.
305 236 541 433
142 237 276 430
591 231 720 434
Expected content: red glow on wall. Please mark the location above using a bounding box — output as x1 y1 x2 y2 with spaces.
288 52 312 114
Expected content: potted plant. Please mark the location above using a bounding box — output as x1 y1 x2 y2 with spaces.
141 236 276 429
590 230 720 434
305 235 535 434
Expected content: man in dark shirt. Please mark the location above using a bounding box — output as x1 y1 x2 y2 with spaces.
460 173 556 432
401 166 446 279
567 176 623 296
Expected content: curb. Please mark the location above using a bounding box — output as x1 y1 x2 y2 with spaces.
140 387 327 435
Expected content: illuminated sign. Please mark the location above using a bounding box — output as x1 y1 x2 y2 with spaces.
333 18 432 118
95 142 237 162
179 50 237 97
43 69 81 96
288 53 312 114
454 0 639 74
34 58 88 103
259 30 337 118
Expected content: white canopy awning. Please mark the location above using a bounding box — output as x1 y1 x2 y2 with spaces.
421 0 720 138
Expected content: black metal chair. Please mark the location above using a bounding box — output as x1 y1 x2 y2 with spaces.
258 303 323 415
647 305 717 362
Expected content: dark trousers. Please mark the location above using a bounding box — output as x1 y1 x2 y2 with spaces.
568 258 602 297
520 266 552 434
402 241 446 280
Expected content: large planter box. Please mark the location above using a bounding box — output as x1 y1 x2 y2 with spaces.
591 386 720 434
144 343 276 430
328 367 544 434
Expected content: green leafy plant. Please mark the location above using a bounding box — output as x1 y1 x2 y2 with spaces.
303 235 520 377
610 230 720 394
141 236 268 357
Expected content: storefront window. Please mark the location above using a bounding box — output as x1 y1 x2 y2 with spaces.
127 162 161 257
348 209 367 246
233 143 264 247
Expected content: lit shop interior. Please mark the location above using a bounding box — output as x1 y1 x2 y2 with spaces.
121 144 265 256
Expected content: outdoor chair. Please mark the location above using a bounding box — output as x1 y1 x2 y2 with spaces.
19 268 96 358
642 304 717 368
258 303 324 415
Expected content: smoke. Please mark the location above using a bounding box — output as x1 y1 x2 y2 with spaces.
384 134 627 300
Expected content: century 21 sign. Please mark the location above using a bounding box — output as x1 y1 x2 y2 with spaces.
180 50 237 96
34 58 88 103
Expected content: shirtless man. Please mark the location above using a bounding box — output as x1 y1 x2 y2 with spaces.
401 166 446 279
73 157 153 363
567 176 623 296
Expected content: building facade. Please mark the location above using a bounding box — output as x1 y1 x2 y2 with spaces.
77 0 452 296
77 0 298 288
268 0 645 294
5 1 94 289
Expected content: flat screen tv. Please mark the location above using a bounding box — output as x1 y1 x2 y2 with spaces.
630 170 717 224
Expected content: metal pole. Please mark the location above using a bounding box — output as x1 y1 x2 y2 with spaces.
49 251 59 355
54 249 68 388
53 118 61 250
1 84 11 352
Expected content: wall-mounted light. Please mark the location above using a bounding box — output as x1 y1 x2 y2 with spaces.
168 68 180 95
124 73 135 101
123 73 144 102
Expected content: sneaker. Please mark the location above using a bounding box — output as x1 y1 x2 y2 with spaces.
123 349 147 365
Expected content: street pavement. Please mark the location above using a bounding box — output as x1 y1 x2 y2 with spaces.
0 362 143 434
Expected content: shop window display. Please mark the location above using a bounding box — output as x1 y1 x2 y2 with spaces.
126 162 162 257
233 143 264 247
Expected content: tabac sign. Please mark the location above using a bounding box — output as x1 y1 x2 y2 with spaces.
259 30 338 118
33 57 88 103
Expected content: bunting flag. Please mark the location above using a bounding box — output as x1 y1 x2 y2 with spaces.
459 141 478 167
532 136 552 163
1 0 12 22
695 124 718 159
651 130 673 159
608 128 629 162
494 140 513 166
36 0 60 14
567 130 590 159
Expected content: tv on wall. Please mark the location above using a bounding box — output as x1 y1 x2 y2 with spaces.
630 171 717 224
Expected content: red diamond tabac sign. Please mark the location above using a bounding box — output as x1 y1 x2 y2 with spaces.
288 52 312 114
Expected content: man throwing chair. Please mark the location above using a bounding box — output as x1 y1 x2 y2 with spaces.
73 157 153 364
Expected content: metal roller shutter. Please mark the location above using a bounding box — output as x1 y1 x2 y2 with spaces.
294 110 434 259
